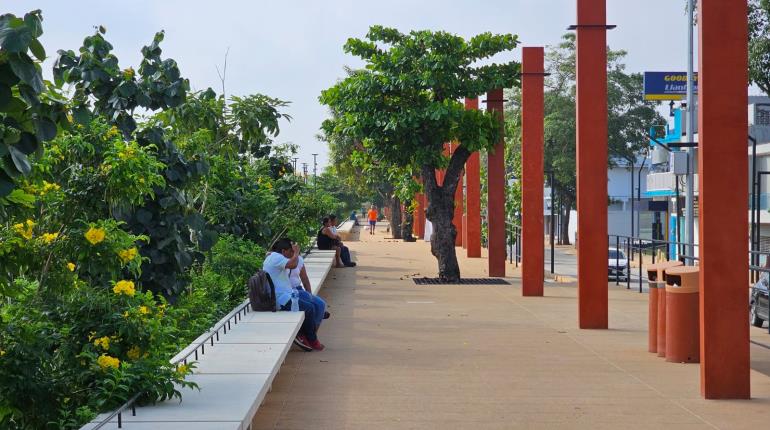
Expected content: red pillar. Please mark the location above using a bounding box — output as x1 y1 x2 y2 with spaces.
414 192 425 238
452 142 464 247
575 0 608 328
698 0 750 399
465 98 482 258
521 47 545 297
487 88 506 277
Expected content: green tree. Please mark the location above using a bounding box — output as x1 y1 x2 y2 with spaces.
0 10 68 201
533 34 663 244
750 0 770 97
321 26 519 281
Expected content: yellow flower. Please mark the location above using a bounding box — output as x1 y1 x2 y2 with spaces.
118 247 138 264
123 67 135 80
84 227 106 245
126 346 141 360
67 262 76 272
97 354 120 370
112 280 136 297
138 305 150 315
42 232 59 244
118 145 136 160
13 220 34 240
41 181 61 194
177 364 190 375
93 336 111 351
123 311 130 318
0 349 6 357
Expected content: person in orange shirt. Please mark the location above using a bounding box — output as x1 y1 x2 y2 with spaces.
367 205 378 235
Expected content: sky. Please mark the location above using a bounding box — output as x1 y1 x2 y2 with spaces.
9 0 701 169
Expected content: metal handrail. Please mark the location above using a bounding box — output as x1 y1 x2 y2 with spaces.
88 299 253 429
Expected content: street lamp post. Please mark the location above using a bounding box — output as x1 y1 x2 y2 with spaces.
684 0 696 265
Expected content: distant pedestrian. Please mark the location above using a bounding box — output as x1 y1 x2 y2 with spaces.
367 205 378 235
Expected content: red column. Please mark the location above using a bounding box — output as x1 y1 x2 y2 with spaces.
487 88 506 277
575 0 608 328
452 142 464 246
414 192 425 238
465 98 482 258
412 193 425 238
698 0 750 399
521 47 545 296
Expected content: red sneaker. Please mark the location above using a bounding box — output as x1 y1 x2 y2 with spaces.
293 335 312 352
309 339 325 351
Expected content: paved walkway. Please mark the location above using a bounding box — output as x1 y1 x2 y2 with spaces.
252 224 770 429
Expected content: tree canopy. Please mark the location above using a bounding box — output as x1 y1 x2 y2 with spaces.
320 26 520 281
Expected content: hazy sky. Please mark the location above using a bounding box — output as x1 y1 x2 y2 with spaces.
10 0 698 169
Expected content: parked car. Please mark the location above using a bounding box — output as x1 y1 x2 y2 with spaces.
608 248 629 281
750 279 768 327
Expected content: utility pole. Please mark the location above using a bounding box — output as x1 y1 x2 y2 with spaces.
302 163 308 183
292 157 298 173
685 0 696 264
312 153 318 182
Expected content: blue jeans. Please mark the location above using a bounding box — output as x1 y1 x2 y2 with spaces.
281 295 318 342
295 288 326 328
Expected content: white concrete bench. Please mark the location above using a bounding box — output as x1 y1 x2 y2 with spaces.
83 249 336 430
336 219 356 241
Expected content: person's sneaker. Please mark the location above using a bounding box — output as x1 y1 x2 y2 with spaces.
323 311 331 319
293 335 313 352
344 262 357 267
309 339 325 351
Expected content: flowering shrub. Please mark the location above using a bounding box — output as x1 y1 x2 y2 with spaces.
0 280 194 429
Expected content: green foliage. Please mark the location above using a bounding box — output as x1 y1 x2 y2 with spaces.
0 279 195 429
539 34 662 213
0 10 340 429
0 10 68 198
320 26 519 170
750 0 770 97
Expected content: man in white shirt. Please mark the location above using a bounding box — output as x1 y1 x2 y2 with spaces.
262 239 324 351
289 255 329 328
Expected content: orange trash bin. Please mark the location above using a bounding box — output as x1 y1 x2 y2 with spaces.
647 261 683 354
665 266 700 363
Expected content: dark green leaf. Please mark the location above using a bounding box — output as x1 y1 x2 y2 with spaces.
0 83 10 109
8 53 43 93
14 132 37 155
7 145 30 176
33 118 56 141
0 170 13 197
28 38 45 61
72 106 91 125
0 19 32 53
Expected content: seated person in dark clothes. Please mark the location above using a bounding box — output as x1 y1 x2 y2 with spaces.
317 217 345 268
328 214 355 267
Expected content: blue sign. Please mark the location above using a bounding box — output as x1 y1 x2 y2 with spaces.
643 72 698 101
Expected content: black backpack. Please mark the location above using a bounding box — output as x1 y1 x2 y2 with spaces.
248 270 277 312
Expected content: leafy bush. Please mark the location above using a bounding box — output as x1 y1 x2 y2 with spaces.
0 279 194 429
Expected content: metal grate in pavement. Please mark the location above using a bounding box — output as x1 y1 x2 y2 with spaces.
413 277 510 285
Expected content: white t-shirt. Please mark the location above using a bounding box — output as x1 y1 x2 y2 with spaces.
262 252 293 307
288 256 305 289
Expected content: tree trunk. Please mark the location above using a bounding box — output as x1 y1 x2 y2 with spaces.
402 199 415 241
389 196 403 239
421 147 470 282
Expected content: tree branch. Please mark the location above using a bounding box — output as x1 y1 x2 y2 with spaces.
443 145 471 196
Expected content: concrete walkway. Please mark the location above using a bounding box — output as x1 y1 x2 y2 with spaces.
252 224 770 430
